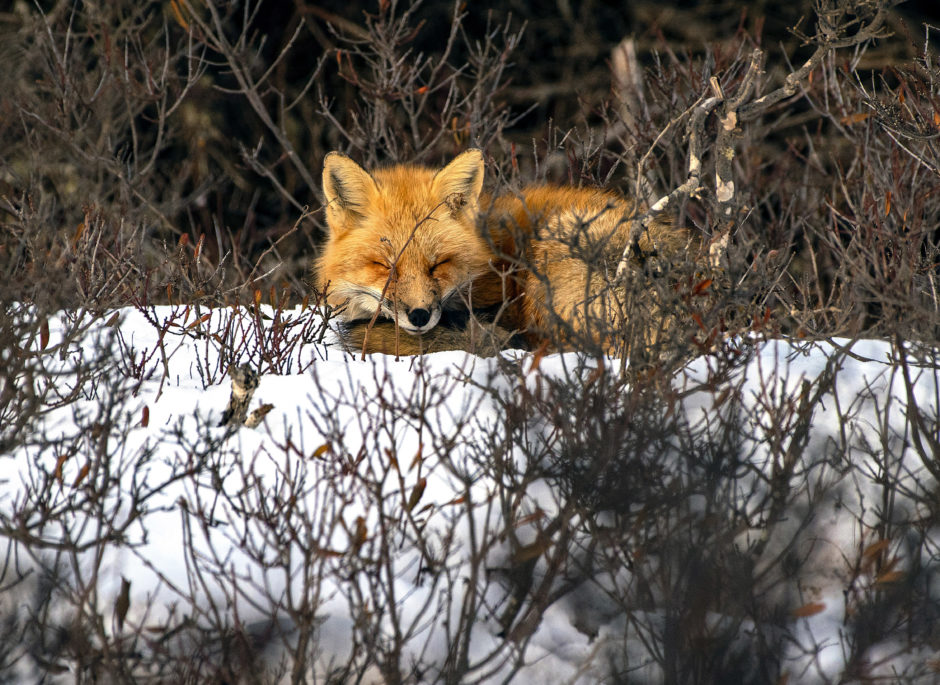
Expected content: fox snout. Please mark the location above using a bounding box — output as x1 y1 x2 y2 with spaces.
407 308 432 328
383 274 444 334
391 301 441 334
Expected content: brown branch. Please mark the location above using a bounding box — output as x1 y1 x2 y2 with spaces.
616 94 722 280
617 1 895 277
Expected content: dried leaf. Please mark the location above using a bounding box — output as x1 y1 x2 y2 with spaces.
351 516 368 552
514 510 546 528
140 406 149 428
71 222 85 248
72 462 91 488
169 0 189 30
511 536 551 564
862 539 890 559
875 570 904 584
791 602 826 618
114 577 131 631
312 444 330 459
39 319 49 351
529 341 549 373
839 112 870 125
407 478 427 512
186 313 212 329
409 444 423 471
885 191 891 217
692 278 713 296
585 360 605 386
53 454 69 485
880 555 901 574
386 448 399 473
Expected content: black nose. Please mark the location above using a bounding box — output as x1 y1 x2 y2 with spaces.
407 308 431 327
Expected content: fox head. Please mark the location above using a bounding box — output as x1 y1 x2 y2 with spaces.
316 150 493 335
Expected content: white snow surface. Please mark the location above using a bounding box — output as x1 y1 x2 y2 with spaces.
3 305 940 683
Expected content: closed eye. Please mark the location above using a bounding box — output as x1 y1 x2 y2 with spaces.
371 260 390 270
430 258 451 275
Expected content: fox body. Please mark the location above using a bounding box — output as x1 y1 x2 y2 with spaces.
315 149 688 355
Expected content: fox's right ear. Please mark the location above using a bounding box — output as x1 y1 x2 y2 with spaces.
322 152 379 231
431 148 485 215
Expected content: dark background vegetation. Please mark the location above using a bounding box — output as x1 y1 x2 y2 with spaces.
2 0 938 340
3 1 940 683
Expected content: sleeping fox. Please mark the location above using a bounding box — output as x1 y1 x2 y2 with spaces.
314 149 691 356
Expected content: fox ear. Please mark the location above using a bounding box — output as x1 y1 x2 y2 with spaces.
322 152 379 231
431 149 484 214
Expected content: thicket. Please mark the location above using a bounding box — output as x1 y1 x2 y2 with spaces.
1 0 940 682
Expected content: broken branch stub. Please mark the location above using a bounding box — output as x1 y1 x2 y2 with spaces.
219 364 273 429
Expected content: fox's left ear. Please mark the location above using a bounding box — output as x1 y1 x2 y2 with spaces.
431 149 485 214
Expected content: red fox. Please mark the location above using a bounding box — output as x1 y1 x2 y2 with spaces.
314 149 690 355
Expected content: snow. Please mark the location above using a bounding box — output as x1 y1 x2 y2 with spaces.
2 305 939 683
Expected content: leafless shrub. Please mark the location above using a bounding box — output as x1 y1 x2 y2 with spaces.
2 0 940 683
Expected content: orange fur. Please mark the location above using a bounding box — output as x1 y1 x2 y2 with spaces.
314 149 687 352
